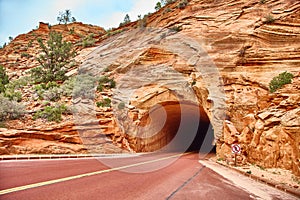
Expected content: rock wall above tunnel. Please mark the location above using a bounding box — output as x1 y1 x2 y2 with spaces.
77 0 300 175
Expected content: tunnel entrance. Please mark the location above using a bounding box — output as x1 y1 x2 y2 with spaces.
136 101 215 153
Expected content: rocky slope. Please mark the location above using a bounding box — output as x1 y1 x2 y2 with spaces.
0 22 106 78
0 0 299 175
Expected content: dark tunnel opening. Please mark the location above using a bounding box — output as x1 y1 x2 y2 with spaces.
136 101 216 153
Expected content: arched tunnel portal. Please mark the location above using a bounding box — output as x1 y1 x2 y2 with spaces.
135 101 215 153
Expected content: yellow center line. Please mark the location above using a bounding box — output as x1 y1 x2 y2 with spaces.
0 152 191 195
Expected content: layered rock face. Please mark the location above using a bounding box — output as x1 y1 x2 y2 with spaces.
80 0 299 174
0 0 299 175
219 76 300 175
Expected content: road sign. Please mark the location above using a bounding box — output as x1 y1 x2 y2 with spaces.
231 144 241 154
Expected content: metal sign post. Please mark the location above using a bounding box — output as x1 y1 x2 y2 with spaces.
231 144 241 167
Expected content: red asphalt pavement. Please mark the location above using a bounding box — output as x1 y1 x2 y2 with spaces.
0 153 252 200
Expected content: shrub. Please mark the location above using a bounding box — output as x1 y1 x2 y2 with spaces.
81 34 95 48
60 77 76 96
21 52 31 58
191 80 196 86
97 76 116 92
138 15 148 28
109 79 116 88
33 84 46 100
119 14 131 27
14 77 30 88
161 0 176 6
31 31 75 83
4 77 31 102
257 165 265 170
264 14 275 24
155 2 162 11
33 104 68 122
269 71 293 93
118 102 126 110
42 86 62 101
163 8 172 13
103 67 110 72
260 0 266 4
69 27 75 35
0 65 9 93
0 121 6 128
72 74 97 99
57 9 76 24
32 82 59 101
170 25 182 32
107 29 124 37
96 98 111 107
4 89 22 102
178 0 188 9
27 40 33 47
45 81 60 89
33 83 47 91
0 94 24 121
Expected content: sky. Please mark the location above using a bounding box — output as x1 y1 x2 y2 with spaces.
0 0 158 44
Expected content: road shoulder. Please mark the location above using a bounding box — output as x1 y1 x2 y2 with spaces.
199 160 299 200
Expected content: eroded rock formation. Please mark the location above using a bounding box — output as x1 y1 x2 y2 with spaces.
0 0 299 175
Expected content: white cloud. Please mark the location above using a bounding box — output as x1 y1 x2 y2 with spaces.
129 0 158 20
100 12 127 29
51 0 86 12
99 0 158 29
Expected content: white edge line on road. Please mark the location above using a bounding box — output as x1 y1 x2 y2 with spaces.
0 152 191 196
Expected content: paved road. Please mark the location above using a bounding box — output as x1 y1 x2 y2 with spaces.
0 153 296 200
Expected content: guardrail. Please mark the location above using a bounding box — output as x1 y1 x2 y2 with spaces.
0 153 142 161
0 154 93 160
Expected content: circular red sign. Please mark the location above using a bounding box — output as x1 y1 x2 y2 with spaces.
231 144 241 154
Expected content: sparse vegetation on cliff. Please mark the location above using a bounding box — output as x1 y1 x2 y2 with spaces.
0 94 24 121
137 15 148 28
3 89 22 102
79 34 95 48
0 65 9 93
260 0 266 4
72 74 96 99
118 102 126 110
30 32 76 83
177 0 188 9
119 14 131 27
0 66 22 102
155 2 162 11
170 25 182 32
97 76 116 92
161 0 176 6
57 9 76 24
33 104 68 122
264 14 275 24
269 71 294 93
0 42 7 49
97 98 111 107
